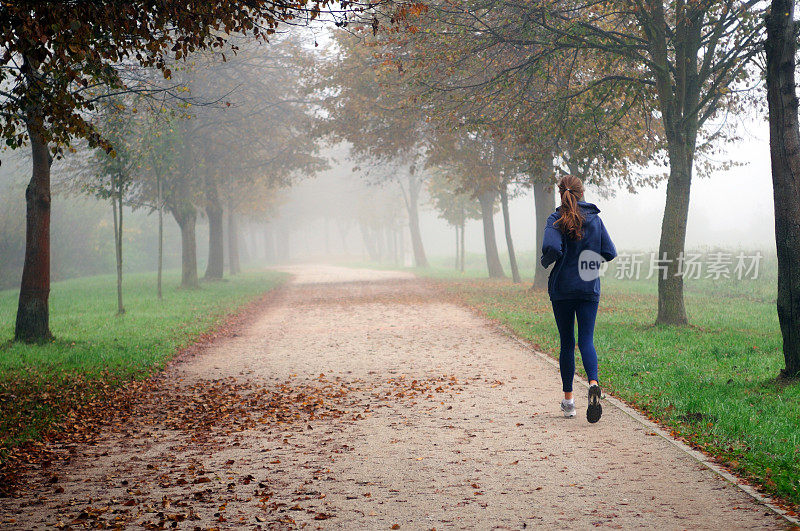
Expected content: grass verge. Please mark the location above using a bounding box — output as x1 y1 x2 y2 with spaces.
0 270 288 460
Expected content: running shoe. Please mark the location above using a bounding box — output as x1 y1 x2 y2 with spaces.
560 399 576 418
587 384 602 423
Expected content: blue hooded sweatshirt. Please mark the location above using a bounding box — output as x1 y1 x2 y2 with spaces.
541 201 617 302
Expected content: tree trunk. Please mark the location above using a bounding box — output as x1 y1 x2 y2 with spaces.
157 172 163 300
172 206 199 289
239 224 250 265
204 188 224 280
500 184 521 283
387 224 397 264
766 0 800 378
460 219 466 273
648 10 701 326
227 207 241 275
170 124 198 289
655 139 693 325
478 190 505 278
359 222 380 262
454 225 460 270
376 223 386 261
15 122 52 342
112 181 125 315
405 173 429 268
532 181 553 291
398 225 405 266
456 207 465 271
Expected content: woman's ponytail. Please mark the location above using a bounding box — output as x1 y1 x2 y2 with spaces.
555 174 585 240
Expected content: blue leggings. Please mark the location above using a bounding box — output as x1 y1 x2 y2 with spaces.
551 300 599 393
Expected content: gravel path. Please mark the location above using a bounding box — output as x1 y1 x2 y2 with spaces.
1 265 788 529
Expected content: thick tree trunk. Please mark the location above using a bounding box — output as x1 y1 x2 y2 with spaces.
204 189 224 280
405 173 429 268
532 181 553 291
172 206 199 289
500 184 521 283
227 208 241 275
766 0 800 378
15 123 52 342
478 190 505 279
656 139 693 325
112 183 125 315
648 11 700 326
460 224 466 270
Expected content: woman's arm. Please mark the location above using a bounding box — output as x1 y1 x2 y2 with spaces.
541 213 563 268
600 219 617 262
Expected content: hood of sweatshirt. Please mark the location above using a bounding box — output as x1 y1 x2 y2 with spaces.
557 201 601 222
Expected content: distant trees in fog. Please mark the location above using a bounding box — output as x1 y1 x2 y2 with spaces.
0 1 335 342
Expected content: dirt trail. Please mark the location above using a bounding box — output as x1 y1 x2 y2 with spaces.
1 265 788 529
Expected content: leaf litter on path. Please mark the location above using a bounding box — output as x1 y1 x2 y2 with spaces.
0 366 464 529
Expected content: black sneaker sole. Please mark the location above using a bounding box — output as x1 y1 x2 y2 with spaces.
587 385 602 423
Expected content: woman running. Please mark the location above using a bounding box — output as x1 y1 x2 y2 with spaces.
541 175 617 423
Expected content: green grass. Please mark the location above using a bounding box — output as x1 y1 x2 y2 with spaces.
398 259 800 507
0 269 288 456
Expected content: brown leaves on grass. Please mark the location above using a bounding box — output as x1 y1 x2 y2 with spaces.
0 369 125 448
0 370 141 497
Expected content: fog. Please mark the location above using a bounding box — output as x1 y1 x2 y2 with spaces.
272 121 776 266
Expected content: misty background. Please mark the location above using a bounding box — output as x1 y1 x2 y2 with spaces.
0 119 773 290
0 117 774 289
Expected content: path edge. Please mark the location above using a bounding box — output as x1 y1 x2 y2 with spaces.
490 320 800 527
